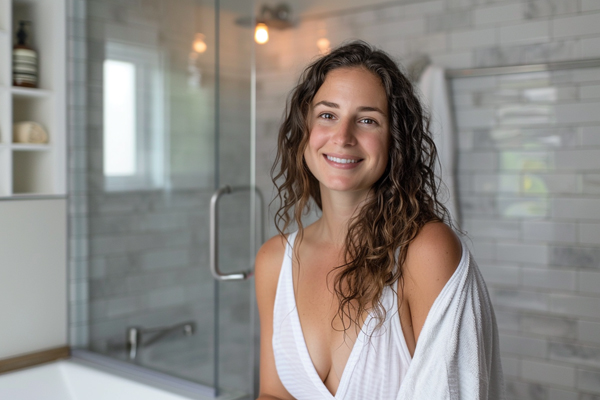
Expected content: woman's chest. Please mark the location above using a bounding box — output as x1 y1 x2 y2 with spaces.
292 248 363 392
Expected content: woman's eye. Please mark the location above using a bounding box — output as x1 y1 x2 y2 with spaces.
359 118 377 125
319 113 335 120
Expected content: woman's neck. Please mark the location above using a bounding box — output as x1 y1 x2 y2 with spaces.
312 186 371 246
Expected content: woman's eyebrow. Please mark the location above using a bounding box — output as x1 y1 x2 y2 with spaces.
314 100 339 108
314 101 386 116
357 106 386 116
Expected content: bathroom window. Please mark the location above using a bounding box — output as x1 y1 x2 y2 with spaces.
103 42 165 191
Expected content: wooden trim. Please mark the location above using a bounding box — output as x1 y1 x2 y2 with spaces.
0 346 70 374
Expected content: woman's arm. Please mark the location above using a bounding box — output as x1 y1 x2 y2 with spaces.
255 235 296 400
398 222 506 399
402 222 462 342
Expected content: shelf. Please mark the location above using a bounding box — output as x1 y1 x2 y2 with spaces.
1 0 66 197
11 143 51 151
11 86 52 98
12 96 52 136
12 0 59 92
12 150 53 194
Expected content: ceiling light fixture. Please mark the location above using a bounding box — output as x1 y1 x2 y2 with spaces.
255 23 269 44
193 33 207 53
317 37 330 54
236 3 295 45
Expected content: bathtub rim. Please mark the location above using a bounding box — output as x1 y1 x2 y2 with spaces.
70 349 246 400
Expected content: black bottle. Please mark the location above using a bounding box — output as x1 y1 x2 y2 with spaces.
13 21 38 88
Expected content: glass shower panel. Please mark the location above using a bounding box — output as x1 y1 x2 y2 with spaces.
213 0 258 396
84 0 257 397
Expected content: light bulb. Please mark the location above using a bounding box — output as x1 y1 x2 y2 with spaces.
255 23 269 44
317 37 330 54
193 33 207 53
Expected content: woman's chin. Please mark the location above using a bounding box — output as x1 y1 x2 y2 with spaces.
320 181 369 194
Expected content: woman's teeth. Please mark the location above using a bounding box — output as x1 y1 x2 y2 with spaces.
326 155 359 164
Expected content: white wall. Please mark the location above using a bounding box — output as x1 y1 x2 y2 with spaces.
0 199 67 359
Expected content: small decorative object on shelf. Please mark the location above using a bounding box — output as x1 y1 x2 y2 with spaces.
13 121 48 144
13 20 38 88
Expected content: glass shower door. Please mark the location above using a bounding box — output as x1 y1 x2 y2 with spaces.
211 0 260 397
81 0 258 398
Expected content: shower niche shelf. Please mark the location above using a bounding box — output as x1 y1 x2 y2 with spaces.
0 0 66 198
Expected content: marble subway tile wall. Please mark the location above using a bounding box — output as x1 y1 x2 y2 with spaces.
255 1 600 399
454 67 600 399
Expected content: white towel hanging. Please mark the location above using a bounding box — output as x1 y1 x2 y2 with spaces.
418 65 460 226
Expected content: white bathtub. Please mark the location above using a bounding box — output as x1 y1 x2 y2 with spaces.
0 359 199 400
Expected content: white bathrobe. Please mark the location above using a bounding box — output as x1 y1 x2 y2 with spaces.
397 240 506 400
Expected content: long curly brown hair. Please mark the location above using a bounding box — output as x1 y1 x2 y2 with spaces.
271 41 450 330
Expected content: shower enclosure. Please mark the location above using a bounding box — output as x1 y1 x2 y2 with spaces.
70 0 260 398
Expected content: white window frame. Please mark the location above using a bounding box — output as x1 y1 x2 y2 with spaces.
103 42 165 192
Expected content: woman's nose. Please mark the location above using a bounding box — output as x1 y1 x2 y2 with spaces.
331 120 356 146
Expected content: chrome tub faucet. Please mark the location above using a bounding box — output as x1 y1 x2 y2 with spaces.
126 321 196 360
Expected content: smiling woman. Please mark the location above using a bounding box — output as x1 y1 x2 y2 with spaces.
304 68 389 194
255 41 505 400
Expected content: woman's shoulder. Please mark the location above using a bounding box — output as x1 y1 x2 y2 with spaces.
402 222 462 304
404 221 462 277
254 233 289 291
400 221 462 340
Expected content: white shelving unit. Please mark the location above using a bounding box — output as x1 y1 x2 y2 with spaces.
0 0 66 197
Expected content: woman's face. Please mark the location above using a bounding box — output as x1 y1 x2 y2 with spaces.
304 67 390 195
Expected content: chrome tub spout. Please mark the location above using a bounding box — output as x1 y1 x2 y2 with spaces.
126 321 196 360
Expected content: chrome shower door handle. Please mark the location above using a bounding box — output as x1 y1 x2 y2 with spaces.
210 185 264 281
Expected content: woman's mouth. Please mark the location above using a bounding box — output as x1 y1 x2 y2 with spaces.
323 154 363 168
